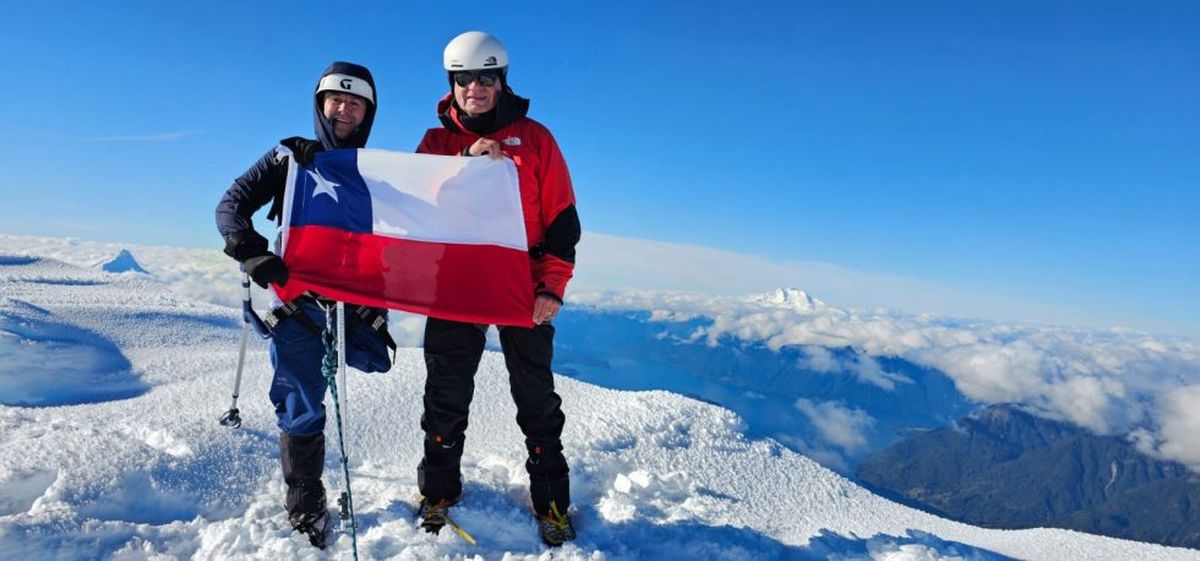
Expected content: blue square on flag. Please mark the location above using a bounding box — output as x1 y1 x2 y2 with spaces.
289 149 373 233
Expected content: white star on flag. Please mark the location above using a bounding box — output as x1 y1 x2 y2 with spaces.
308 168 340 203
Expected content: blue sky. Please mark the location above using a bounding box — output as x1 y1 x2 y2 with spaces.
0 1 1196 336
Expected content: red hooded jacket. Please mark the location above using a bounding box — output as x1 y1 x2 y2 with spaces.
416 94 580 302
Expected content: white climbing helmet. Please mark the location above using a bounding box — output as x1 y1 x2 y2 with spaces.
443 31 509 72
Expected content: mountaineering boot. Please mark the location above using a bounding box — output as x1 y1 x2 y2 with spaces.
416 495 478 543
537 500 576 547
285 482 331 549
285 477 330 549
280 432 329 547
289 507 331 549
417 496 458 535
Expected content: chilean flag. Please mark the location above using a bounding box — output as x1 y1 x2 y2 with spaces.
276 148 533 327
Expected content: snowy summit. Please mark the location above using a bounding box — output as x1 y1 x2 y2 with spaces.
100 249 150 275
753 287 828 314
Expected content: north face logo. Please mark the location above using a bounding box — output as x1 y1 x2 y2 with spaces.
484 56 497 66
340 78 352 90
502 136 521 146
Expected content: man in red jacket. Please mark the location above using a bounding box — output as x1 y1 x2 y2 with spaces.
414 31 582 546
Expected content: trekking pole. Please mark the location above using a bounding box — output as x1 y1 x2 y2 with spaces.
219 272 271 429
321 301 359 560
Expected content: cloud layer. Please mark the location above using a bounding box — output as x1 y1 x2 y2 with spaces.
573 232 1196 337
571 288 1200 471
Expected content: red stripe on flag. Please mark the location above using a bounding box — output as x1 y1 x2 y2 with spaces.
277 225 534 327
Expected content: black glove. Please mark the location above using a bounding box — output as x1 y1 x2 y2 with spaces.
280 137 323 167
243 254 289 288
223 230 270 262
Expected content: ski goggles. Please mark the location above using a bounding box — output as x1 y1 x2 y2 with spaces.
452 70 502 88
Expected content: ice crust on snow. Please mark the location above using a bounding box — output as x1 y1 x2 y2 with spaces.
0 251 1198 559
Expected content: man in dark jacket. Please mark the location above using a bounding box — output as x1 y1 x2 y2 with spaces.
414 32 582 547
214 61 392 549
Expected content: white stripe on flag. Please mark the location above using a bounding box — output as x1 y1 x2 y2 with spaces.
356 149 527 251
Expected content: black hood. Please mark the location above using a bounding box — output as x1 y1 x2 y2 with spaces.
314 61 376 149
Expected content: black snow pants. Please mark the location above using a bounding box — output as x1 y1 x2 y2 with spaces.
417 316 570 516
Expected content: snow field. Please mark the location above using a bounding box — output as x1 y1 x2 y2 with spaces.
1 255 1198 560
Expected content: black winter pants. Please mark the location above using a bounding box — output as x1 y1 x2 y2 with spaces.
418 317 570 516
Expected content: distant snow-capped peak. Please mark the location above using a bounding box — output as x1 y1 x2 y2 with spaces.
101 249 150 274
753 287 828 313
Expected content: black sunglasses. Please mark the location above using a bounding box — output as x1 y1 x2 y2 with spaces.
452 70 501 88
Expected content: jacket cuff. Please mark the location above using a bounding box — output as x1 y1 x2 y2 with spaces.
535 290 564 305
532 254 574 302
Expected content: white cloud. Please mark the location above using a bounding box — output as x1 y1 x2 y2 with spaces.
573 232 1194 336
571 286 1200 469
795 346 912 391
794 398 876 453
799 346 840 373
1137 384 1200 472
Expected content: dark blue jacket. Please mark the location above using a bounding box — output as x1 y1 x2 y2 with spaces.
216 62 376 260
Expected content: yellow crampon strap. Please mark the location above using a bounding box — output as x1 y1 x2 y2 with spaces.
443 512 477 545
548 501 570 530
